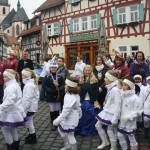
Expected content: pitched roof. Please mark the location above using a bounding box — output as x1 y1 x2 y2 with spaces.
1 9 16 30
34 0 65 13
18 25 41 37
11 7 29 22
3 33 19 46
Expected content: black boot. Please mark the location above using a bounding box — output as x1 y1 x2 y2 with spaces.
50 112 57 131
25 133 37 144
55 111 59 119
6 143 14 150
144 128 149 138
13 141 20 150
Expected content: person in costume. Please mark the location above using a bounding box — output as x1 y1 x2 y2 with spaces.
43 57 65 131
93 55 108 107
117 79 141 150
76 65 101 136
110 53 130 79
95 70 122 150
17 51 34 91
22 68 39 144
143 76 150 137
0 69 28 150
5 50 18 71
53 77 82 150
73 56 86 79
133 74 145 129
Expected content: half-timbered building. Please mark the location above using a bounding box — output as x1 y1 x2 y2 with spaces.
34 0 150 69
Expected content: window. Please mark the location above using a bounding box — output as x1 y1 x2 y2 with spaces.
131 45 139 58
91 15 97 29
69 0 80 4
46 22 61 37
7 30 9 33
119 46 127 59
113 4 144 25
16 24 19 35
71 13 100 33
3 7 5 14
36 18 40 26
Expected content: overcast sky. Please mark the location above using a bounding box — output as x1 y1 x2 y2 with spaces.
9 0 45 19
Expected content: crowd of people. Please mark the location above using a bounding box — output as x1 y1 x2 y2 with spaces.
0 49 150 150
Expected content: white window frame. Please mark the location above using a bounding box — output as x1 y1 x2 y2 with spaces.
47 22 59 36
71 0 80 3
130 45 139 57
72 14 98 33
117 4 139 24
119 46 127 58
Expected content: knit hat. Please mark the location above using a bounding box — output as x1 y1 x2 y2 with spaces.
105 72 117 82
134 75 142 80
123 79 135 90
3 70 15 80
65 79 78 87
49 56 58 68
146 76 150 81
22 70 32 77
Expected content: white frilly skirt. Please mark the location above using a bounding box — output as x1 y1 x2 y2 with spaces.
0 112 28 128
96 110 113 126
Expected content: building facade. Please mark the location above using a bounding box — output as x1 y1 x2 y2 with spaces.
18 16 41 64
35 0 150 69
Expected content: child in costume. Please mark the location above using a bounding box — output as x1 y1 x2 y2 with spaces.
0 69 28 150
118 79 142 150
43 57 65 131
95 70 122 150
143 76 150 137
22 68 39 144
53 77 82 150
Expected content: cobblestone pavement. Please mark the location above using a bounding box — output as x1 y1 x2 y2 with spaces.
0 101 149 150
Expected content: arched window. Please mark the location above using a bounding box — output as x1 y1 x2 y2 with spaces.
7 30 9 33
16 24 19 35
3 7 6 14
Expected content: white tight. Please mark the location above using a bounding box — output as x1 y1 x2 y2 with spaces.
2 127 18 144
144 117 150 128
118 132 138 150
25 116 35 134
95 121 117 141
58 128 76 145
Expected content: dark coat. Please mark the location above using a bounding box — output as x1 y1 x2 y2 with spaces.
79 81 99 104
17 59 34 75
43 72 65 103
0 61 5 85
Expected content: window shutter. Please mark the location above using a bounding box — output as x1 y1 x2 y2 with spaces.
97 13 101 28
70 19 73 33
113 9 118 25
139 4 144 22
57 21 61 35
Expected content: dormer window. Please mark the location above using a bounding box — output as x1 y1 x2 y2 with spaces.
28 22 31 29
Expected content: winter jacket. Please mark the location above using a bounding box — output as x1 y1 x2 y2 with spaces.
23 79 39 113
119 90 142 130
43 72 65 103
0 61 5 85
130 61 149 85
40 61 49 77
0 79 23 113
5 58 18 71
103 81 122 124
56 93 82 129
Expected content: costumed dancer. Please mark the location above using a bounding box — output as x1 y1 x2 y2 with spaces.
76 65 101 136
53 77 82 150
117 79 142 150
143 76 150 137
0 69 28 150
95 70 122 150
133 74 145 129
22 68 39 144
43 57 65 131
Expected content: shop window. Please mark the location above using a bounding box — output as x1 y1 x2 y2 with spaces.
113 4 144 25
